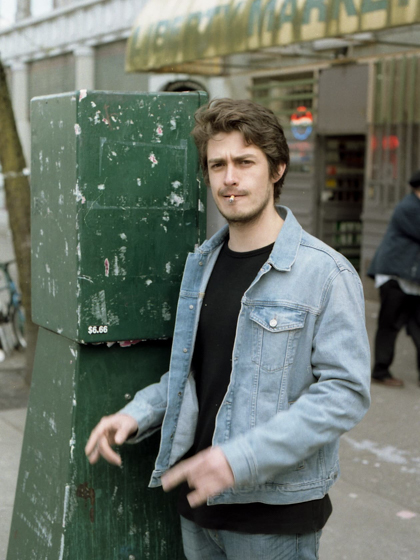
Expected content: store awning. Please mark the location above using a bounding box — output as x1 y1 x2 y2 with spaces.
126 0 420 75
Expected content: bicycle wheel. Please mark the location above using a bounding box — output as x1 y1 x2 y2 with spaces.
12 307 27 349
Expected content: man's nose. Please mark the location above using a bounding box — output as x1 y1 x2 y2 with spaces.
224 164 238 185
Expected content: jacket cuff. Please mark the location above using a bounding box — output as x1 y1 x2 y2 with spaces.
219 438 258 487
118 400 156 444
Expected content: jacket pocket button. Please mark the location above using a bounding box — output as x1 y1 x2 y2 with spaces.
269 319 278 327
183 348 188 353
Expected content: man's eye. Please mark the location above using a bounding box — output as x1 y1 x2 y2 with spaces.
241 160 253 165
211 163 223 169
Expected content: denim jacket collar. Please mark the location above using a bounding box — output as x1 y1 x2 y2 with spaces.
197 206 302 272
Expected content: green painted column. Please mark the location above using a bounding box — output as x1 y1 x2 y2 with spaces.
7 91 207 559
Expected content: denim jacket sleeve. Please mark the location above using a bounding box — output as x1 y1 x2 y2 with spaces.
118 371 169 444
220 268 371 486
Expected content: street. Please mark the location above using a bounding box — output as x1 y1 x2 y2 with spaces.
1 299 419 559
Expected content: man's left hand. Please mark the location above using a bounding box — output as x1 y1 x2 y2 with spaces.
161 446 235 508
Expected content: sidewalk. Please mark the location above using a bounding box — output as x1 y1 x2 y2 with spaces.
1 301 419 559
0 351 28 559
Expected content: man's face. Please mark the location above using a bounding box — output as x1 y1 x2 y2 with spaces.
207 131 284 225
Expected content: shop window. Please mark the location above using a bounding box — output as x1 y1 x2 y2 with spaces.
28 54 75 118
368 55 420 208
250 73 317 174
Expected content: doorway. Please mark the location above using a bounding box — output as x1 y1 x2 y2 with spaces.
317 135 365 271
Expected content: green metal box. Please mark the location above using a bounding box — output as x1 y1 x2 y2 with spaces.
31 91 207 343
7 328 183 559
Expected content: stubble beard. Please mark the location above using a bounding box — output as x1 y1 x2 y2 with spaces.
218 189 273 226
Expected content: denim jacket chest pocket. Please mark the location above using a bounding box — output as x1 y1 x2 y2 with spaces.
250 306 307 373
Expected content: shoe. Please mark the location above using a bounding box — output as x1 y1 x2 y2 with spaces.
372 375 404 387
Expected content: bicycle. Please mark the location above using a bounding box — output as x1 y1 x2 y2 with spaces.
0 260 26 361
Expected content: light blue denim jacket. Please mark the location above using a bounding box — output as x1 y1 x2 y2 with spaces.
120 206 371 506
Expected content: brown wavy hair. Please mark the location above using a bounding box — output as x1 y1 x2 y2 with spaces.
191 98 289 200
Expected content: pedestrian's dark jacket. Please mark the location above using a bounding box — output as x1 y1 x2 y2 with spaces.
368 192 420 284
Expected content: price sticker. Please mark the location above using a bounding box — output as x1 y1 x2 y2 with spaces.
88 325 108 335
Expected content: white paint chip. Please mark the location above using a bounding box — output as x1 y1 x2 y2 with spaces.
148 153 158 167
79 89 87 101
74 124 82 135
169 192 184 207
162 302 171 321
73 183 86 204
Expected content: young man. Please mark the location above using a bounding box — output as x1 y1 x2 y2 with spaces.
86 99 371 559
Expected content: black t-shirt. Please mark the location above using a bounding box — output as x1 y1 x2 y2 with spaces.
177 241 332 534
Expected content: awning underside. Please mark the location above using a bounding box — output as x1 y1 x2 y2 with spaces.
126 0 420 75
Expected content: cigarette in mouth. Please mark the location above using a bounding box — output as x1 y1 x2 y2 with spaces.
229 195 235 203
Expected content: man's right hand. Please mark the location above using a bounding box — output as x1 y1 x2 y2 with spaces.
85 413 138 466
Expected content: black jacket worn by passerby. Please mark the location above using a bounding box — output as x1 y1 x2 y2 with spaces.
368 192 420 285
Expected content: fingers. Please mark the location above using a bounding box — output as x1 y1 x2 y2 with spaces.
161 461 189 492
96 435 122 466
85 414 138 466
85 422 104 458
186 488 207 509
161 447 235 507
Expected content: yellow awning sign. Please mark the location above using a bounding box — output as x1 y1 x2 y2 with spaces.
126 0 420 74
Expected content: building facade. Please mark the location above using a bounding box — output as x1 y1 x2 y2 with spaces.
1 0 420 297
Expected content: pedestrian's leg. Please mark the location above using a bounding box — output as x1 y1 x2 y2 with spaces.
180 516 227 560
406 295 420 384
218 529 322 560
373 280 406 383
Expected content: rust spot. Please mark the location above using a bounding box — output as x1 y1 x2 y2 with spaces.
76 482 95 523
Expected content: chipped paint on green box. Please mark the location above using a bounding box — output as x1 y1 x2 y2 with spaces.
31 91 207 343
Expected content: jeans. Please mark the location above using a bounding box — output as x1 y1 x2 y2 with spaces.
373 280 420 379
180 517 322 560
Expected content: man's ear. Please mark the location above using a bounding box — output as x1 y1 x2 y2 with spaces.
273 163 286 183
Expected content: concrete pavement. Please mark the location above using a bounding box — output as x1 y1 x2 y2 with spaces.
1 300 419 559
0 351 28 560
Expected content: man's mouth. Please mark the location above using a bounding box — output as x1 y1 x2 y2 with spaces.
223 194 244 200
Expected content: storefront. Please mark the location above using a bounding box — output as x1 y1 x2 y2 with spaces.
126 0 420 295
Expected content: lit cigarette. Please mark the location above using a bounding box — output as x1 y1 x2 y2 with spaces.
229 195 235 203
